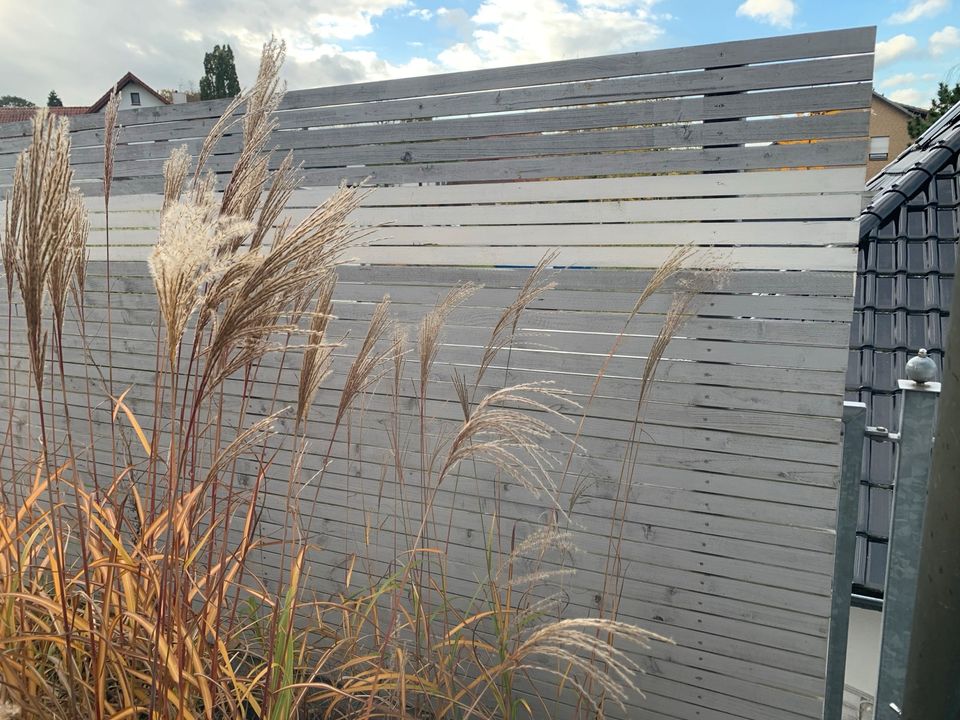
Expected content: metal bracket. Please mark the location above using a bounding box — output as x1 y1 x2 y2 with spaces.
866 426 900 442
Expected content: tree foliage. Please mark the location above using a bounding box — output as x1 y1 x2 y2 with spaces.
199 44 241 101
0 95 34 107
46 90 63 107
909 82 960 139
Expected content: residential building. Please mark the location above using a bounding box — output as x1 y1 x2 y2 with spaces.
867 91 928 178
0 71 172 125
88 72 170 112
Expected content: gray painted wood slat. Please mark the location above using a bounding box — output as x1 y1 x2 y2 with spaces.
72 239 859 269
69 167 866 209
1 82 871 167
5 338 846 492
82 197 862 230
37 110 865 172
0 27 875 141
69 261 855 295
12 64 870 172
4 137 868 189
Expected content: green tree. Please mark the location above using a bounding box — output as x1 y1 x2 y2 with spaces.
909 82 960 138
47 90 63 107
199 44 241 100
0 95 34 107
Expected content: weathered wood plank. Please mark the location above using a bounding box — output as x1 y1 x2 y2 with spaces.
73 240 859 270
28 93 869 175
67 168 866 214
0 27 875 142
83 197 863 231
64 261 856 296
0 83 869 170
38 110 865 174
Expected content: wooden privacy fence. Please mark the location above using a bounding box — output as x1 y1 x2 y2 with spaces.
0 27 874 720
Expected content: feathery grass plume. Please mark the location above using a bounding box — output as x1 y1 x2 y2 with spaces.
193 167 218 203
232 154 269 228
161 144 191 214
439 382 576 500
637 290 699 409
250 152 298 251
296 272 338 429
474 250 557 393
336 296 395 421
630 244 697 314
451 367 471 421
500 526 577 588
46 189 87 330
558 245 699 503
68 190 89 308
191 96 245 199
2 191 17 301
102 89 120 201
514 619 672 713
203 185 364 390
417 283 478 396
221 38 286 220
8 109 75 395
148 189 253 361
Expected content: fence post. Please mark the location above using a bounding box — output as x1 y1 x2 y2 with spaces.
873 369 940 719
823 401 867 720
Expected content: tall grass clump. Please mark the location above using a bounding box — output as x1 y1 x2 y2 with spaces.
0 39 719 720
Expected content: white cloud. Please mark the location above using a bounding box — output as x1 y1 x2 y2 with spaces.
735 0 796 28
880 72 918 88
875 34 918 66
0 0 419 104
887 0 950 24
437 0 663 71
930 25 960 55
880 71 939 88
407 7 434 20
889 87 930 107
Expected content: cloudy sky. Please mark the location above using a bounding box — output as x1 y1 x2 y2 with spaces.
1 0 957 109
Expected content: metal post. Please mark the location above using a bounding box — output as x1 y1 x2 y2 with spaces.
873 376 940 719
823 401 867 720
900 319 960 715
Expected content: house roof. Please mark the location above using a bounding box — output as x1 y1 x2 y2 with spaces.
0 106 90 124
848 99 960 595
88 71 170 112
861 99 960 238
871 90 929 120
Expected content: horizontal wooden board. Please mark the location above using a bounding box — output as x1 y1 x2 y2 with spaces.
42 109 869 177
86 198 862 231
75 241 859 270
0 27 874 141
66 261 856 297
69 168 868 212
37 110 865 174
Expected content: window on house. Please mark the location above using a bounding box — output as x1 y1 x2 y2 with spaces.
869 136 890 161
130 92 141 106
